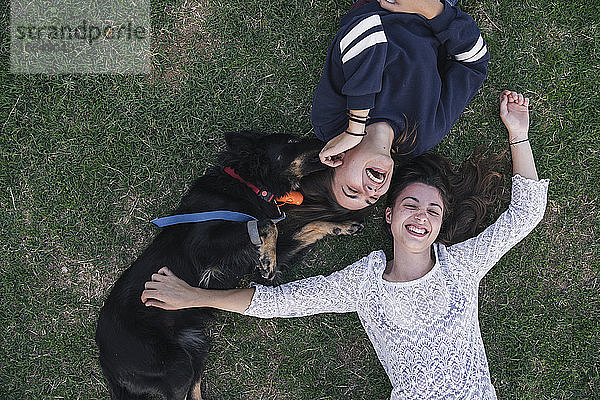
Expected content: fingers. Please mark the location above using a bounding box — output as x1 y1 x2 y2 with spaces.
320 157 343 168
141 288 156 303
143 299 159 307
142 268 173 303
141 267 190 309
318 149 330 164
500 90 530 107
501 91 518 103
512 92 528 107
144 281 160 290
319 150 344 167
151 273 166 282
322 159 343 167
511 92 524 105
151 267 174 282
499 93 508 115
141 287 169 308
319 155 333 167
142 298 171 310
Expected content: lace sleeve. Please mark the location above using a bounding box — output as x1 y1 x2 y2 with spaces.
447 175 549 282
243 254 372 318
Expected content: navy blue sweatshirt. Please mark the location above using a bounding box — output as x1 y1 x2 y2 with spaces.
311 3 489 156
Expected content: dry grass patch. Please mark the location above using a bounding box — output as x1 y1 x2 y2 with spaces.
471 2 504 35
151 0 219 85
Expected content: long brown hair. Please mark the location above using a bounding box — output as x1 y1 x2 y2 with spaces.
281 167 371 233
384 151 508 246
391 118 419 157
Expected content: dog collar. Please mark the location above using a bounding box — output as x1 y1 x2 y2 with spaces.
223 167 304 207
223 167 275 203
151 168 288 243
151 168 288 229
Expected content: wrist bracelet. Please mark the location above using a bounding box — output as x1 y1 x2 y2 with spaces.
348 116 368 124
347 112 369 122
344 130 367 137
509 138 529 146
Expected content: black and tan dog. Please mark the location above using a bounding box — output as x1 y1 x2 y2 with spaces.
95 131 364 400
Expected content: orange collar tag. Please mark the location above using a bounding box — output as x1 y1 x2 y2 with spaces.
276 191 303 206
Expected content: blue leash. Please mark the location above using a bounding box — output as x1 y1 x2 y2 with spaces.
151 166 286 242
151 211 258 228
151 210 286 246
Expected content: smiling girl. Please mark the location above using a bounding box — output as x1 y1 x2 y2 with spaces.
141 91 548 399
313 0 489 209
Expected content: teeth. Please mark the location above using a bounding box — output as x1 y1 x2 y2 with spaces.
407 225 426 234
366 168 385 184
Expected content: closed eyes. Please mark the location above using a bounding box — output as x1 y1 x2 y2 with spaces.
342 186 358 199
343 186 377 206
402 200 442 216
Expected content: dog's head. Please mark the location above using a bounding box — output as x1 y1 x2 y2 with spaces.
222 131 324 195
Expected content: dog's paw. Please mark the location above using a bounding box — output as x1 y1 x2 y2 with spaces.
257 220 278 280
332 222 364 236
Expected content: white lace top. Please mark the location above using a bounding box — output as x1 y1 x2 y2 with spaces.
245 175 549 399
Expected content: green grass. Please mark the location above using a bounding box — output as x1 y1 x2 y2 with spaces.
1 0 599 398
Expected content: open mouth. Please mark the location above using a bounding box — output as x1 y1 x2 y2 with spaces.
366 168 386 184
406 224 428 237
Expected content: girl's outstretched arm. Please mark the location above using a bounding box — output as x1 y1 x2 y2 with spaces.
143 255 369 318
500 90 539 181
446 90 548 281
141 267 255 314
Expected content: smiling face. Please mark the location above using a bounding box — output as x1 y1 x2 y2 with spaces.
385 183 444 253
331 146 395 210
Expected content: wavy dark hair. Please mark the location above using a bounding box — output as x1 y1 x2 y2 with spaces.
392 118 419 157
281 166 371 233
384 151 509 246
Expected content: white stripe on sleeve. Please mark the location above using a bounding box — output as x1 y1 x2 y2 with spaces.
454 35 484 62
342 31 387 64
462 44 488 63
340 15 383 54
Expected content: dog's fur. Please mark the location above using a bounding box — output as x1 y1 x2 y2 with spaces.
96 131 364 400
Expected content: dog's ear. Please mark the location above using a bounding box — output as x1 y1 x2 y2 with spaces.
224 131 261 153
292 147 328 178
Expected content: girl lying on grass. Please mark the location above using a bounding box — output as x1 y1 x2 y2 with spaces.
141 90 547 399
308 0 489 210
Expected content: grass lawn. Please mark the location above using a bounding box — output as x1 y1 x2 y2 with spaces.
1 0 599 398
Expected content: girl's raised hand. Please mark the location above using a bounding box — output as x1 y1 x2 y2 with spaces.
319 132 363 167
499 90 530 142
